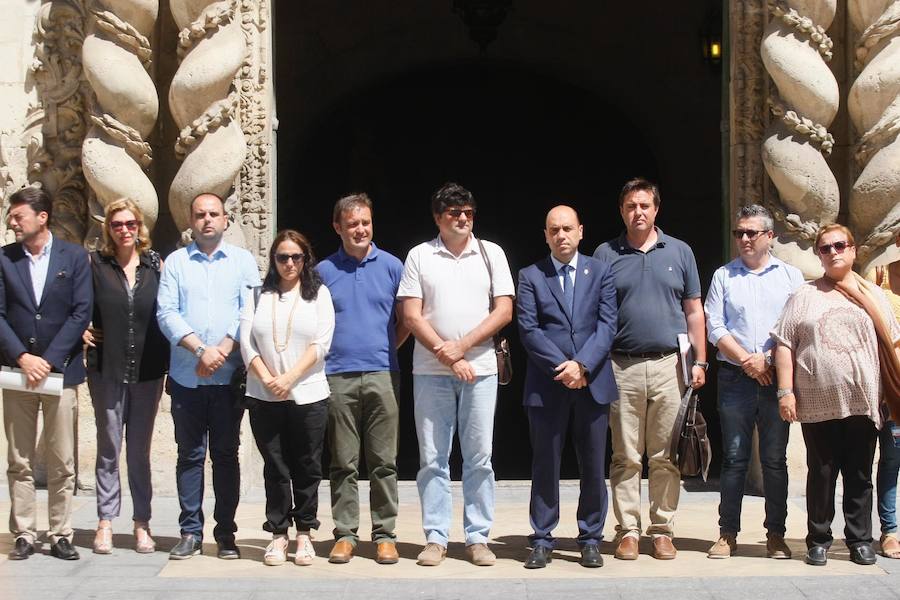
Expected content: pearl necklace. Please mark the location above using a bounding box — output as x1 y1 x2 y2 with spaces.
272 289 301 353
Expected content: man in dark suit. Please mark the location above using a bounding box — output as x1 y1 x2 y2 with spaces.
517 205 618 569
0 186 92 560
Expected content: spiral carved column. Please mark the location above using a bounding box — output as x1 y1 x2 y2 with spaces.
760 0 840 277
81 0 159 230
168 0 247 235
848 0 900 271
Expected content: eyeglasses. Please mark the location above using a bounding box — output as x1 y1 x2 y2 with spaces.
446 208 475 219
817 241 852 255
110 220 140 231
732 229 769 240
275 253 305 264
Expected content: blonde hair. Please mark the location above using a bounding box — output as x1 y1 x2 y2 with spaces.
814 223 856 252
100 199 152 257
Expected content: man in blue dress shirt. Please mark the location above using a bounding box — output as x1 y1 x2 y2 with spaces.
157 193 261 560
704 204 803 559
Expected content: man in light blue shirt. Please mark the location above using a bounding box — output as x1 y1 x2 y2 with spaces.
704 204 803 560
157 193 261 560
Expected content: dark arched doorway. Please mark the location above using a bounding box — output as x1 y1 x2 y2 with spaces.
279 63 662 479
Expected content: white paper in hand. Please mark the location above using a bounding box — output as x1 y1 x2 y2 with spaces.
0 367 64 396
677 333 694 388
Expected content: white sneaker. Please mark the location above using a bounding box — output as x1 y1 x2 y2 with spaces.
263 535 288 566
294 532 315 566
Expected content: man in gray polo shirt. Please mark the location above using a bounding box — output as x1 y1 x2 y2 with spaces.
593 177 707 561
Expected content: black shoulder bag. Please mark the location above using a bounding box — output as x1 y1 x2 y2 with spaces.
475 238 512 386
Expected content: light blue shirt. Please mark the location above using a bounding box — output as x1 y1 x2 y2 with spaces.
705 254 804 365
550 253 578 291
157 241 261 388
23 232 52 304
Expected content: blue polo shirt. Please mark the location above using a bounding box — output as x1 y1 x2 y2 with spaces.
317 243 403 374
593 228 701 354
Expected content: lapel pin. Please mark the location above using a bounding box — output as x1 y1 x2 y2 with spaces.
584 268 589 275
56 270 66 278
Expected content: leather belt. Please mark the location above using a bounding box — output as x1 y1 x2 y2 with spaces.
612 350 677 360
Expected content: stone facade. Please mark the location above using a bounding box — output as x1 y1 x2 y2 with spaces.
0 1 896 493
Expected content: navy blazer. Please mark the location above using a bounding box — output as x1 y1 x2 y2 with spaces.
0 238 92 386
517 253 618 407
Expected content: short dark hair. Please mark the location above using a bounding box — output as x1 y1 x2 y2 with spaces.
332 192 373 223
190 192 225 215
431 182 476 215
618 177 660 207
9 186 52 223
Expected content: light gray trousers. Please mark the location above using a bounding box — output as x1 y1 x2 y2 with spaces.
88 373 163 522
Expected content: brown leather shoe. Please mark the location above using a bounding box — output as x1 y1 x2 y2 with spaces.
614 535 639 560
376 542 399 564
328 540 354 563
652 535 676 560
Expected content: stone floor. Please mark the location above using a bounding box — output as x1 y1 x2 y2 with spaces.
2 480 899 599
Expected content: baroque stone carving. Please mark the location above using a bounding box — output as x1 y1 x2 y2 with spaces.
168 0 247 238
848 0 900 271
760 0 840 277
81 0 159 238
28 0 92 244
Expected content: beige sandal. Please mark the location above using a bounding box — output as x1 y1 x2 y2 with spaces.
881 533 900 559
93 524 113 554
133 522 156 554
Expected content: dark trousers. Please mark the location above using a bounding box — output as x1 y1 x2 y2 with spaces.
249 397 328 533
527 389 610 548
801 415 878 549
170 381 243 540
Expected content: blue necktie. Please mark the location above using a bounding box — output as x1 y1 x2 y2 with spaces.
561 264 574 314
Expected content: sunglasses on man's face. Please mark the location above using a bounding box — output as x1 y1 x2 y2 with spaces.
731 229 769 241
445 208 475 219
110 220 140 231
275 253 305 264
817 241 852 255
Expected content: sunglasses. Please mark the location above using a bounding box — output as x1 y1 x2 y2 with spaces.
446 208 475 218
275 253 305 264
817 241 852 255
110 220 140 231
732 229 769 240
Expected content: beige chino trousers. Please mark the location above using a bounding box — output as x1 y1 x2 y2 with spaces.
610 353 685 539
3 387 77 544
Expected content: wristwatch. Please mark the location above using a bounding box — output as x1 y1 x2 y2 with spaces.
765 353 774 366
693 360 709 371
777 388 793 399
194 345 206 358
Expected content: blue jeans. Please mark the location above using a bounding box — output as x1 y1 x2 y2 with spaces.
877 421 900 535
716 364 789 536
170 381 244 540
413 374 497 546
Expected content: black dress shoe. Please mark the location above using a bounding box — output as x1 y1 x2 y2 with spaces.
50 538 80 560
217 537 240 560
580 543 603 568
850 543 877 565
169 534 202 560
8 537 34 560
805 545 827 566
524 545 552 569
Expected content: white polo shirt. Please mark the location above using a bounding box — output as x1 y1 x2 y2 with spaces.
398 235 515 376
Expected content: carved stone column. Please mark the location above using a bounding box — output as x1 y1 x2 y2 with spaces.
848 0 900 272
760 0 840 277
81 0 159 236
168 0 247 238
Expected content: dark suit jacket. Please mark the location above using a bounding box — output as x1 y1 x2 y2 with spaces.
0 237 92 386
517 253 618 407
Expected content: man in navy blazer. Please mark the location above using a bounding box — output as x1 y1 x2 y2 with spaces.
0 187 91 561
517 205 618 569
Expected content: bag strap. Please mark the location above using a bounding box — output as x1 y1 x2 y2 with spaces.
668 385 694 464
475 238 502 350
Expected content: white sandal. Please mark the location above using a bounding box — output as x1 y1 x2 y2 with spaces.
294 531 315 566
264 535 289 566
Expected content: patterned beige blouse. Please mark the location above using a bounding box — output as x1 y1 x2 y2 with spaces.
772 281 900 426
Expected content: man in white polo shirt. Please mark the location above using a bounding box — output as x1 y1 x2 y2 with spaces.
398 182 514 567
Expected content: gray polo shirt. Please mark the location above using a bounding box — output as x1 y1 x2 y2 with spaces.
593 228 701 354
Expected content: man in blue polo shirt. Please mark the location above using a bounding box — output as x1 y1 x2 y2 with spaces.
593 177 707 561
317 193 408 565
